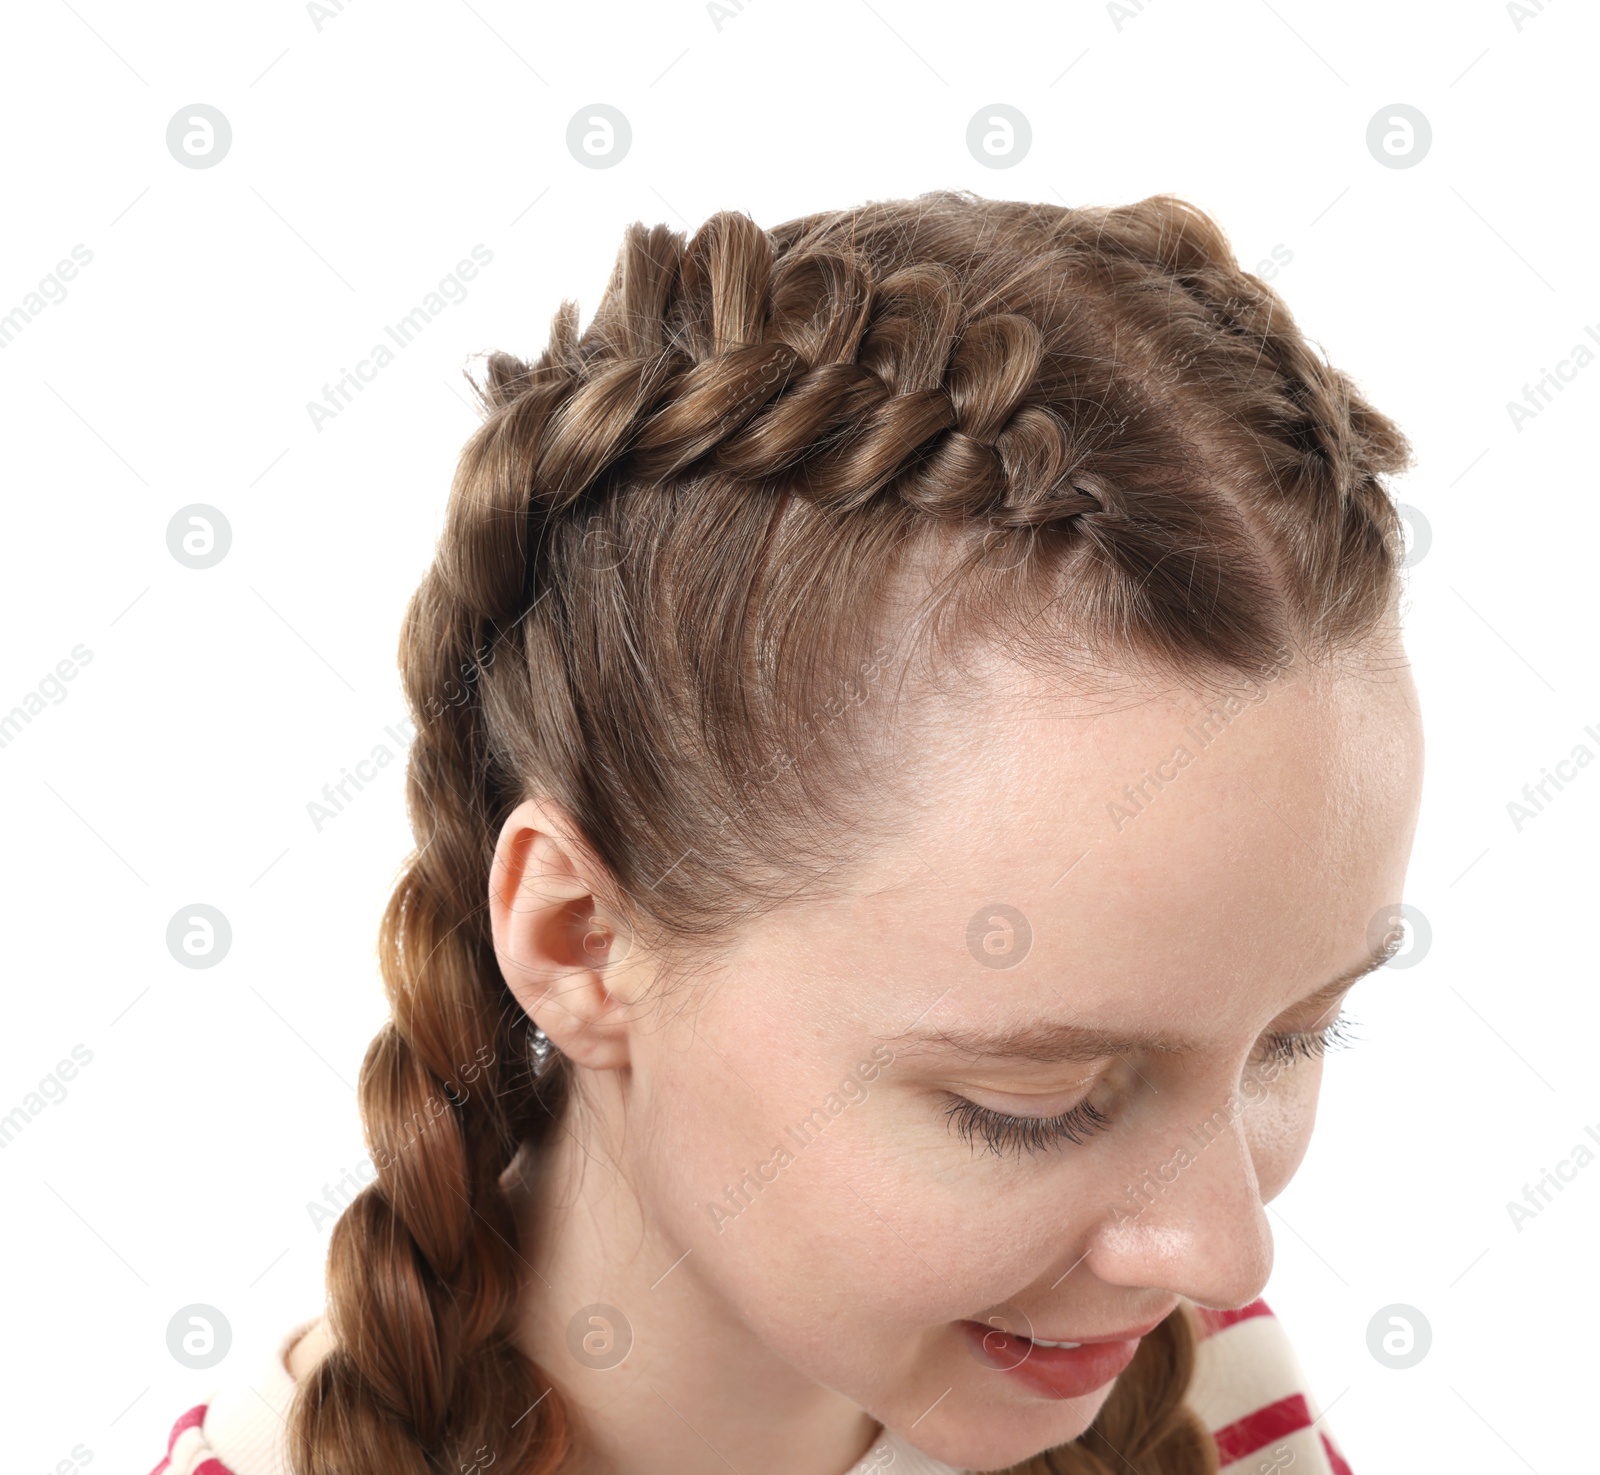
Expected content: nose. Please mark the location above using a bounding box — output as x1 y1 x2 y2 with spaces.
1079 1087 1275 1311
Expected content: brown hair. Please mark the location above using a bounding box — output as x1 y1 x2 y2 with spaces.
285 190 1410 1475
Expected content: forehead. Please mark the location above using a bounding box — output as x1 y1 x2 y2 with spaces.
835 639 1424 1041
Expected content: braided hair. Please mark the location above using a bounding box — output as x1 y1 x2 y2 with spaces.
285 190 1409 1475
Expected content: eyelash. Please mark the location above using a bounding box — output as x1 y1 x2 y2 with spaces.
943 1094 1113 1160
944 1011 1360 1160
1252 1009 1360 1065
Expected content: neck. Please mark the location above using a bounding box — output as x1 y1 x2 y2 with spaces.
506 1076 884 1475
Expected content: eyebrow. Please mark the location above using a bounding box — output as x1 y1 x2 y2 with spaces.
883 948 1398 1066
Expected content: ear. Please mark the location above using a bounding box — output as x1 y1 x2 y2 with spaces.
489 796 636 1072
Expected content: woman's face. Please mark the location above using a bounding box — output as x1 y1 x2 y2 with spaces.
495 632 1424 1472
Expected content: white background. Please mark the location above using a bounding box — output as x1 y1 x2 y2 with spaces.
2 1 1596 1470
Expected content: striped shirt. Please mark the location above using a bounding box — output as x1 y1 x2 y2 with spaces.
147 1297 1352 1475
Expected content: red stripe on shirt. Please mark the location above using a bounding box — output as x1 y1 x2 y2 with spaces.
1190 1297 1275 1341
1320 1428 1354 1475
167 1403 208 1448
1211 1391 1312 1465
146 1402 242 1475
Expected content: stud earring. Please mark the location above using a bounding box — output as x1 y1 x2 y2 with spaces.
530 1024 558 1079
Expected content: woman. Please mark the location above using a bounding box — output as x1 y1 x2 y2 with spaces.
150 190 1421 1475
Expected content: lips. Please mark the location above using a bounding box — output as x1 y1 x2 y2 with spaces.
959 1318 1155 1400
1019 1314 1172 1345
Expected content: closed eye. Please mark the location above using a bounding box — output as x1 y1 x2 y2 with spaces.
942 1009 1363 1161
1251 1008 1361 1066
941 1093 1113 1160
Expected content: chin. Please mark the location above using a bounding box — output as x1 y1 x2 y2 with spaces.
880 1382 1116 1472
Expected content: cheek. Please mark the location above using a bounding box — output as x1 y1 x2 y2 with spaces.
1241 1062 1323 1201
632 1064 1071 1351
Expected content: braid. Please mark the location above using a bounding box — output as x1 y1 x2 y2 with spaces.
1037 194 1410 647
472 221 1110 546
289 190 1409 1475
286 573 579 1475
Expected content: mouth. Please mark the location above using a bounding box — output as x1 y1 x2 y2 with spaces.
958 1319 1152 1401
